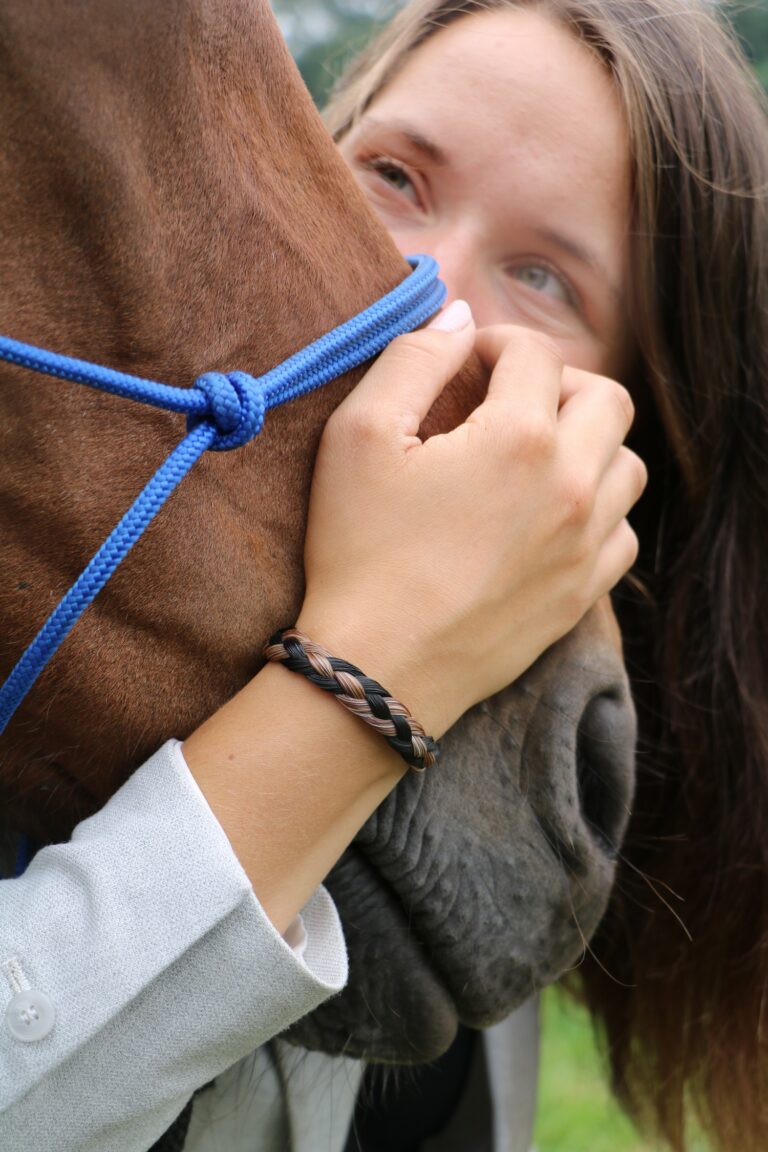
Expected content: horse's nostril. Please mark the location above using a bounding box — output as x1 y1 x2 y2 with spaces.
576 691 633 857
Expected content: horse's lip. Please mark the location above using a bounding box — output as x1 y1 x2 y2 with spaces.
349 837 460 1007
346 814 540 1034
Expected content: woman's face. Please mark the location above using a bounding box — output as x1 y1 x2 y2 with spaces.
339 8 633 379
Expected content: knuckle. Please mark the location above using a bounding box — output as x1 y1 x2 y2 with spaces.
629 450 649 495
325 401 381 449
623 521 641 568
516 413 556 458
607 379 635 428
559 472 594 526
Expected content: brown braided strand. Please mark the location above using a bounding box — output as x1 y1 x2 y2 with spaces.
263 628 439 771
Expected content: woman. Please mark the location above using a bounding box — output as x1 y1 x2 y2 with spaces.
323 2 768 1150
2 3 765 1152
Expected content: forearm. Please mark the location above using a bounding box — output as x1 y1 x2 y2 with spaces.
183 659 406 935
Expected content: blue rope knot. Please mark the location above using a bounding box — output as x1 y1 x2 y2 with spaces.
191 370 266 450
0 254 446 769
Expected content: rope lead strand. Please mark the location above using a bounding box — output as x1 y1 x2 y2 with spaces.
0 256 445 736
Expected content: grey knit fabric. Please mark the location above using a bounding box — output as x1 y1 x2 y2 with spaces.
147 1097 194 1152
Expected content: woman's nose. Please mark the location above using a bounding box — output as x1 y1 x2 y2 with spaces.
416 233 494 326
424 234 473 301
391 225 496 325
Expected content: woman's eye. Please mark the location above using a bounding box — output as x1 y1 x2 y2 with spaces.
364 158 418 201
510 264 572 305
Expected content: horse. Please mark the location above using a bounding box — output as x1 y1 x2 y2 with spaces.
0 0 635 1070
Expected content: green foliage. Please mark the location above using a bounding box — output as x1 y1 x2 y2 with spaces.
726 1 768 87
272 0 401 104
297 17 379 106
535 990 649 1152
535 989 712 1152
275 0 768 100
730 2 768 60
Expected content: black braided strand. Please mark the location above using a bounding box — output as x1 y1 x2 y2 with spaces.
264 629 439 771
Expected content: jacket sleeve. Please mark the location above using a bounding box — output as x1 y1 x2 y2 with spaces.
0 739 348 1152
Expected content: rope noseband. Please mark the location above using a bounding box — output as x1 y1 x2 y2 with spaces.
0 255 445 738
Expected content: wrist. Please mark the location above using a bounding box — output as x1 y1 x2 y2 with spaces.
294 600 459 738
265 629 440 771
183 656 409 931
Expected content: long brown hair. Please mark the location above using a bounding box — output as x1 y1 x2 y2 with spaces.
325 3 768 1149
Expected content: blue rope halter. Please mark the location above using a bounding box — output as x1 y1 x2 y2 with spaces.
0 254 445 748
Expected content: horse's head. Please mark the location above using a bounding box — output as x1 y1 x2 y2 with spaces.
0 0 636 1061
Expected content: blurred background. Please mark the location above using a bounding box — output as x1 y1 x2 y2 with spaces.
274 0 768 104
271 2 767 1149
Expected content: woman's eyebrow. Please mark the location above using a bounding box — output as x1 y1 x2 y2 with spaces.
357 117 450 166
535 226 624 303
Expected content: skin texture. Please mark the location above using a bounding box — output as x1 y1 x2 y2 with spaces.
0 0 636 1062
339 10 633 378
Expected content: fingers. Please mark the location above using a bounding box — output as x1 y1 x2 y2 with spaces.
331 301 476 440
470 325 564 426
568 447 644 609
593 446 648 532
558 370 636 476
588 518 640 602
557 364 596 408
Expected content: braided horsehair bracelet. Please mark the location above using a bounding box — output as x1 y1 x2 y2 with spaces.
263 629 440 772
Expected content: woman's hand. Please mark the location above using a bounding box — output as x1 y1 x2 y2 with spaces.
297 301 647 737
186 301 646 929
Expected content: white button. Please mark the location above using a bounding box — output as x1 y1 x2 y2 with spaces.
5 990 56 1041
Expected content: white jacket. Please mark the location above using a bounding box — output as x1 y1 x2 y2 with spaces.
0 741 537 1152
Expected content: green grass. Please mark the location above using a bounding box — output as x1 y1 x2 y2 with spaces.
534 990 710 1152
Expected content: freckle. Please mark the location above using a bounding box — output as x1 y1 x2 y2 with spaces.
227 752 235 762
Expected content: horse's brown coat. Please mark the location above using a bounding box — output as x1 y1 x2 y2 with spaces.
0 0 636 1061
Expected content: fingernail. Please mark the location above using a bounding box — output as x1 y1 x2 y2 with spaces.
427 299 473 332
